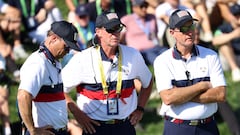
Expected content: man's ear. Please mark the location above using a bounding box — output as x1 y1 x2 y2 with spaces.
53 34 60 41
169 29 174 35
48 34 59 45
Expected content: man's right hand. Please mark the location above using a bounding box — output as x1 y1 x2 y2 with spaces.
75 110 100 134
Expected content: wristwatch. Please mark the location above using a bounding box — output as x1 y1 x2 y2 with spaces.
136 105 145 113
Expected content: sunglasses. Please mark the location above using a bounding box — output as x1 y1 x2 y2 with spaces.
105 24 123 33
179 23 196 33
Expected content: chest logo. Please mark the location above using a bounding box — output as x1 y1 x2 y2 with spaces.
200 67 207 73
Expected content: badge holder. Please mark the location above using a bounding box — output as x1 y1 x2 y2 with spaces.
26 16 38 29
107 98 119 115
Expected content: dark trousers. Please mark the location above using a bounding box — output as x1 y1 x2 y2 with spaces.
83 119 136 135
163 119 219 135
25 129 69 135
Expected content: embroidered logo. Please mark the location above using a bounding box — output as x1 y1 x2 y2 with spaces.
106 13 118 20
177 10 189 18
200 67 207 73
122 66 130 75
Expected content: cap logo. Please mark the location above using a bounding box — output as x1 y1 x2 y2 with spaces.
176 11 189 18
74 33 78 41
106 13 118 20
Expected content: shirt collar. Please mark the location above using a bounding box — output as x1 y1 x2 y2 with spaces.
39 42 56 66
172 45 199 61
100 46 119 62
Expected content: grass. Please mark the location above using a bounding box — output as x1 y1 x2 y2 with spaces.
4 1 240 134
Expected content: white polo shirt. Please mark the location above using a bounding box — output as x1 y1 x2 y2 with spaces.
154 45 226 120
19 50 68 129
62 45 152 121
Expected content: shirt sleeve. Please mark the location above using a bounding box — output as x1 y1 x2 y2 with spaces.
209 52 226 87
62 52 83 93
18 57 46 97
133 50 152 88
154 52 173 92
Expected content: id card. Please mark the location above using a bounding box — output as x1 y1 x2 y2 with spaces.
107 98 119 115
28 17 36 27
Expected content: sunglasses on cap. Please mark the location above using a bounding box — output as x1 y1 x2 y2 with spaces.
179 23 196 33
105 24 124 33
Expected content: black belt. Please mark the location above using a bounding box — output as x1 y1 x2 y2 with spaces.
96 118 129 124
164 115 214 126
49 126 67 132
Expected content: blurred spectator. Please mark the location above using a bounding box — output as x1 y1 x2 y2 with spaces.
74 4 95 50
8 0 63 44
0 0 28 60
65 0 89 23
206 0 239 31
145 0 163 15
0 34 21 83
0 0 22 82
121 0 167 65
0 54 11 135
212 3 240 82
85 0 132 22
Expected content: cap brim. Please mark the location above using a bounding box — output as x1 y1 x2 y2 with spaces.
77 12 88 16
64 39 81 51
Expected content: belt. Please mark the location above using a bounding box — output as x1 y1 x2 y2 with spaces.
49 126 67 132
164 115 214 126
96 118 129 124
